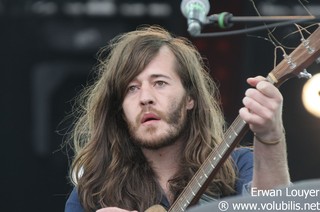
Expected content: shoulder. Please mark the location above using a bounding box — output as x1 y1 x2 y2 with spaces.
231 147 254 194
231 147 253 166
65 187 84 212
231 146 253 173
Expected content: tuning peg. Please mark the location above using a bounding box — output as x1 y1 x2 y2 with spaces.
301 38 315 54
316 57 320 64
298 69 312 79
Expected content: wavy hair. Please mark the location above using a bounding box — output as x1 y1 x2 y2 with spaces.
69 26 236 212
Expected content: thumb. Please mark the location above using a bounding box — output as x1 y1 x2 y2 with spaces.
247 76 265 87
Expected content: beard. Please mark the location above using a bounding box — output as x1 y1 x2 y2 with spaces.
127 96 190 150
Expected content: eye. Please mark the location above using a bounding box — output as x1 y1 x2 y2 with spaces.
154 81 167 87
127 85 139 93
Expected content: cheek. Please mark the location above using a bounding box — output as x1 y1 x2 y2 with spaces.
122 101 131 121
122 100 139 125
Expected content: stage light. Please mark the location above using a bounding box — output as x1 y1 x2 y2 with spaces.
302 73 320 118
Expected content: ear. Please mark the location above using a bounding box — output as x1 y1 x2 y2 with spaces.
186 96 194 110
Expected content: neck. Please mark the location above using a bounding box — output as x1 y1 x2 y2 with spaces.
142 139 184 174
142 139 184 203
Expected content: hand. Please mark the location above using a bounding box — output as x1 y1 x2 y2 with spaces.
96 207 138 212
242 77 290 189
239 76 284 142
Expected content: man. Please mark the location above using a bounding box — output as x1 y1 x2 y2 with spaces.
65 26 290 212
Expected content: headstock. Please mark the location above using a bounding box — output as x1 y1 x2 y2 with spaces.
268 25 320 87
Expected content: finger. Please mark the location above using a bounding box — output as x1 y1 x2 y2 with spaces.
246 76 265 87
242 96 274 120
247 76 282 101
239 107 266 127
239 107 274 136
256 80 282 100
245 88 279 112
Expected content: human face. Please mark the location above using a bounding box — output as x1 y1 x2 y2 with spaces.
122 46 194 150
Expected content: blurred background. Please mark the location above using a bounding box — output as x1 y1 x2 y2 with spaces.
1 0 319 211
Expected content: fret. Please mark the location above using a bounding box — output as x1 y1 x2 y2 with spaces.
180 196 189 212
177 199 184 212
201 168 208 178
179 205 184 212
219 143 228 153
203 160 213 175
216 145 226 158
191 188 196 196
209 161 215 168
190 177 199 191
195 177 201 187
185 199 190 204
182 194 189 208
183 192 190 205
199 173 206 184
230 125 239 136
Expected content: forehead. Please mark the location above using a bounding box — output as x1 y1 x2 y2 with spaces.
135 46 180 81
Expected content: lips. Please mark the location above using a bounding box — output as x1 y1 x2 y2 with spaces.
141 113 161 123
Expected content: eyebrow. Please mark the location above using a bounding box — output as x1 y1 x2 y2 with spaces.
149 74 172 80
129 73 173 85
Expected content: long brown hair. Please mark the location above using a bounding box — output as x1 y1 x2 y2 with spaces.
69 26 236 212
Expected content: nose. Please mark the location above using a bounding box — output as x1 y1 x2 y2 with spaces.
141 99 154 106
139 84 155 106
